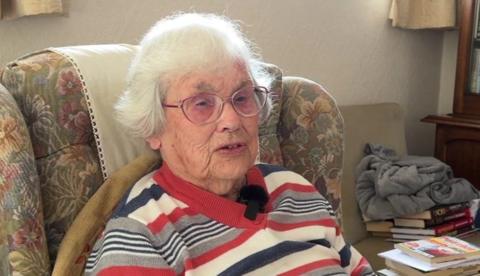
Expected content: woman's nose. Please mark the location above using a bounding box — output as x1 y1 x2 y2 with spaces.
216 101 241 132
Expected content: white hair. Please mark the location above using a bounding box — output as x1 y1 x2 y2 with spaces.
115 13 273 139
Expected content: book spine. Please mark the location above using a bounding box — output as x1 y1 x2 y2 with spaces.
402 202 471 220
365 220 393 232
456 227 479 239
433 217 474 236
431 202 470 219
391 233 435 240
426 209 470 228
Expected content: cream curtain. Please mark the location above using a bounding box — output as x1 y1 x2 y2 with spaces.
1 0 63 20
389 0 457 29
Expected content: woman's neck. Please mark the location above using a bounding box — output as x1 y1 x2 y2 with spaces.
219 178 246 200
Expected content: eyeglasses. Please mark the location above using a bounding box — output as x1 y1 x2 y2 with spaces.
162 86 269 125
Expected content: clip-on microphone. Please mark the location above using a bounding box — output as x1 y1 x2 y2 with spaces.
236 185 269 220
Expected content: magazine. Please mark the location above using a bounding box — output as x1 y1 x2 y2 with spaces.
394 236 480 264
378 249 480 272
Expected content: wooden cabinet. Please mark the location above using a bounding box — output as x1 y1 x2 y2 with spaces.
422 115 480 188
422 0 480 189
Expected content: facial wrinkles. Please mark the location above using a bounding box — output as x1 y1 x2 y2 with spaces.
163 63 257 195
171 120 249 193
171 77 228 177
179 114 248 189
173 128 213 178
196 81 217 94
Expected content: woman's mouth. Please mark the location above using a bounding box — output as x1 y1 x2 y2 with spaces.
217 143 247 154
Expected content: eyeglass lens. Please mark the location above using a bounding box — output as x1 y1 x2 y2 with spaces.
182 86 267 124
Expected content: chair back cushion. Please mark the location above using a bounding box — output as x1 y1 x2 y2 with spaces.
50 45 152 179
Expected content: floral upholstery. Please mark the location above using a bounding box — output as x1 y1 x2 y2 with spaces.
258 67 343 220
258 63 284 166
278 77 343 221
0 46 343 275
0 84 50 276
1 51 103 275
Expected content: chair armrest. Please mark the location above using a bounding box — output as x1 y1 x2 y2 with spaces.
52 152 161 276
0 84 50 274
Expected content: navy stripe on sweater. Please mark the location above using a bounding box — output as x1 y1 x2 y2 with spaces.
339 244 352 267
86 229 159 270
256 163 287 177
114 183 165 217
218 241 315 276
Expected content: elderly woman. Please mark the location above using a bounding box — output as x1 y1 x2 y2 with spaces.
85 13 373 275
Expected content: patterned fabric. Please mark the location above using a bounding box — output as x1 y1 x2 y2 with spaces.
258 70 343 224
85 163 372 275
279 77 344 223
0 51 104 270
0 84 50 276
258 63 284 166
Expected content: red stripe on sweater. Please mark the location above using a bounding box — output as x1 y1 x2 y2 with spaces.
268 218 337 231
98 266 176 276
351 257 371 276
147 214 170 233
147 207 187 233
184 229 257 270
278 258 341 276
147 206 203 234
269 183 318 202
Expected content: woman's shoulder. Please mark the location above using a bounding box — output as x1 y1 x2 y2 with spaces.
254 163 289 175
111 170 166 219
254 163 309 183
253 163 316 192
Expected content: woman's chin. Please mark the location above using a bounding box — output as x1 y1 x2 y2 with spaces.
214 158 253 177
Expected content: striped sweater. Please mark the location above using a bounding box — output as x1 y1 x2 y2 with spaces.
85 163 373 275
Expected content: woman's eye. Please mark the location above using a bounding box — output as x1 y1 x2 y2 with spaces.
195 100 209 106
234 89 254 104
234 95 248 103
192 96 214 108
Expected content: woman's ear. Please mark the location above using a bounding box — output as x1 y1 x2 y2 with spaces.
146 135 162 150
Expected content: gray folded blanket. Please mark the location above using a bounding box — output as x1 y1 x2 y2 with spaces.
355 143 480 220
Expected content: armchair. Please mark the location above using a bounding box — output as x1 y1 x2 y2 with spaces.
0 44 344 275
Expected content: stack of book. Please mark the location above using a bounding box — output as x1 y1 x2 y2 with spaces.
365 219 394 238
365 202 476 242
378 236 480 275
390 202 475 242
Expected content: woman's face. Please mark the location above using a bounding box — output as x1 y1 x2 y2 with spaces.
147 61 260 197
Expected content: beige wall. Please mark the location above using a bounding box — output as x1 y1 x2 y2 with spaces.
0 0 445 155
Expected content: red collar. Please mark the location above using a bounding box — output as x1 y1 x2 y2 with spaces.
153 163 270 228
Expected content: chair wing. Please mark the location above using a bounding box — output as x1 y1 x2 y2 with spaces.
278 77 344 222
